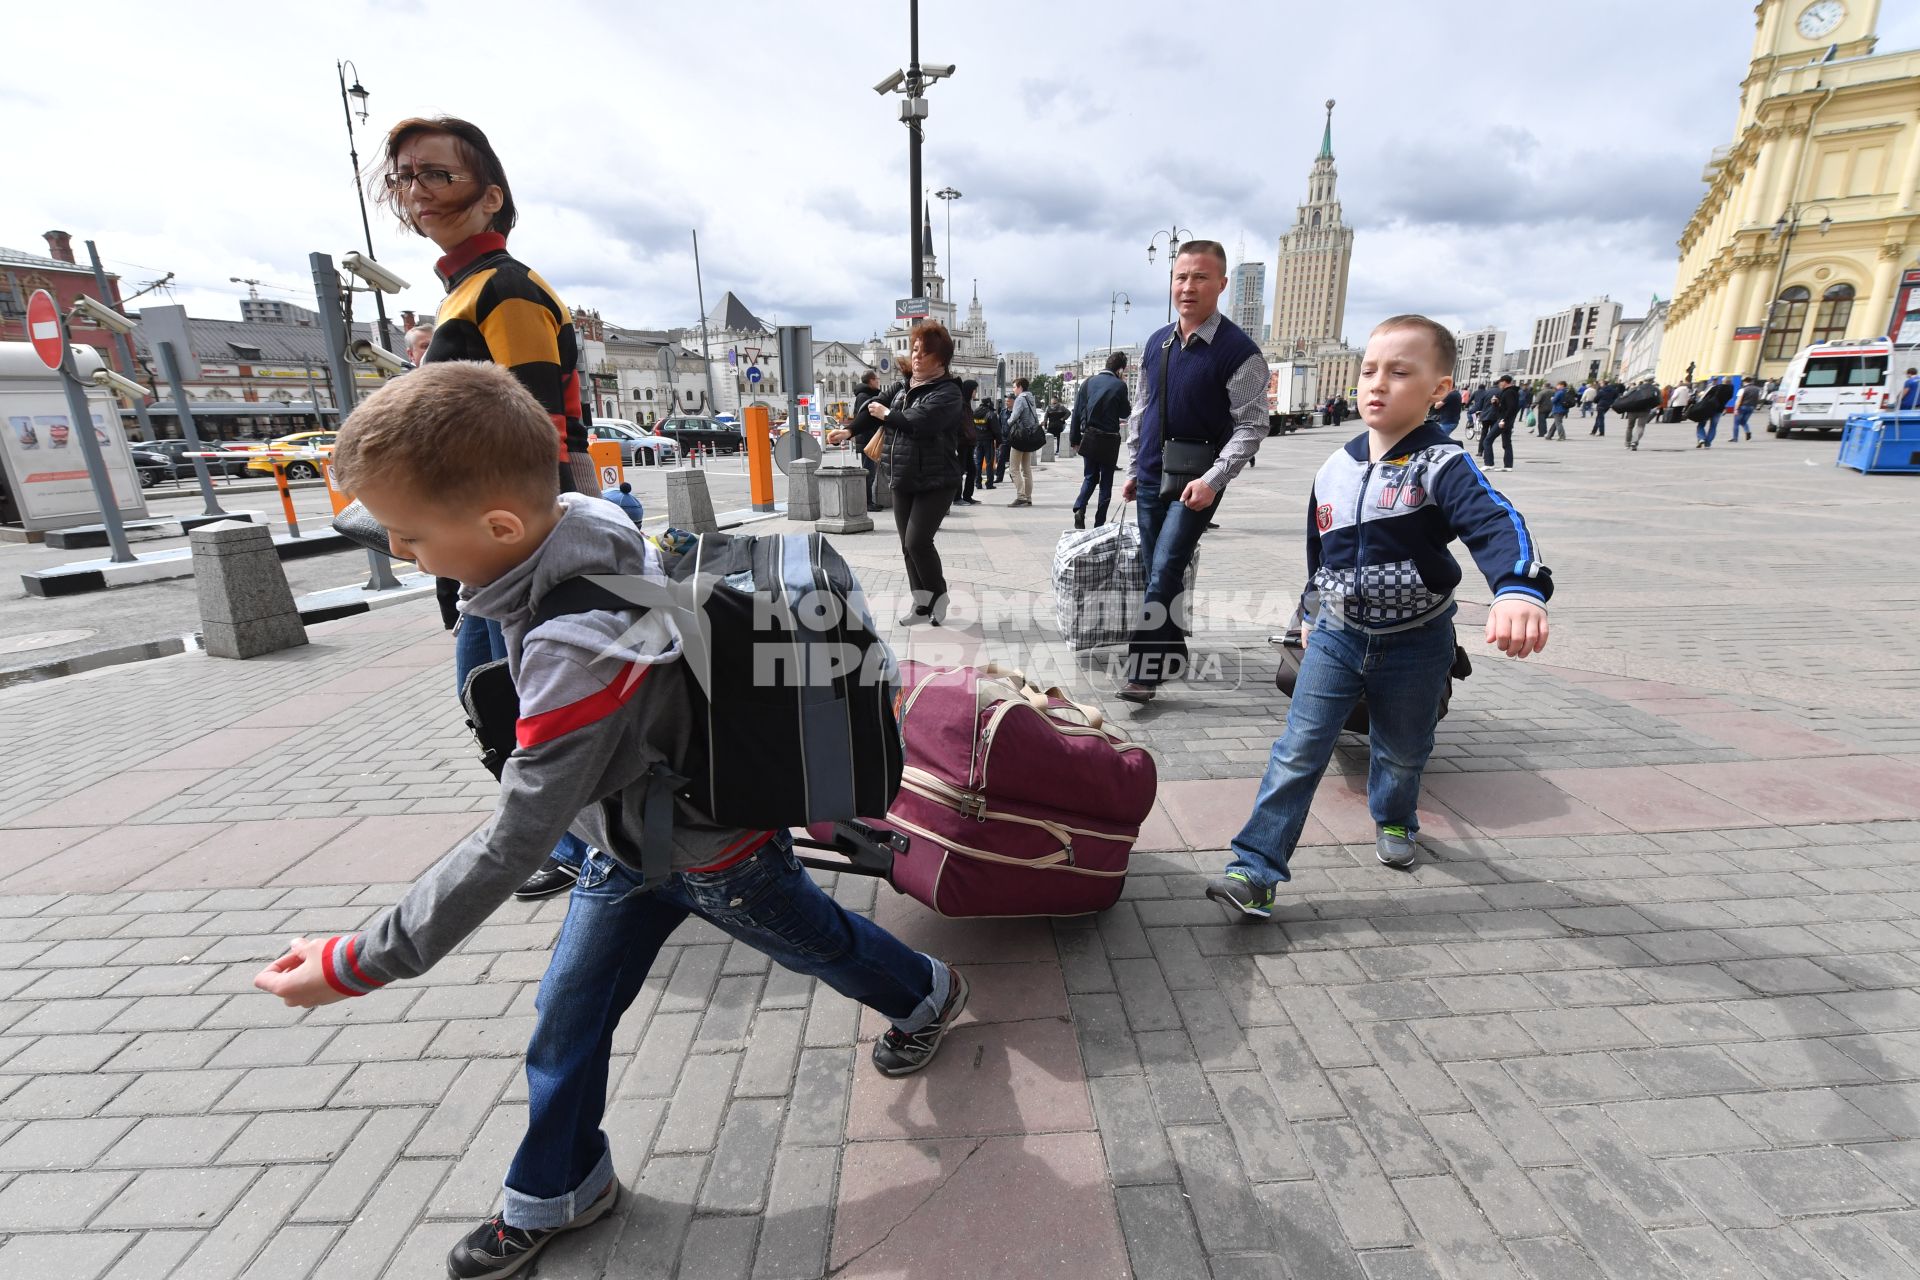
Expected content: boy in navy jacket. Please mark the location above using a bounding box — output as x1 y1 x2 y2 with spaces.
1208 316 1554 918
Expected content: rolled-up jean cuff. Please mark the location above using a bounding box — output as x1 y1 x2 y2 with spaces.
504 1147 614 1230
893 953 949 1035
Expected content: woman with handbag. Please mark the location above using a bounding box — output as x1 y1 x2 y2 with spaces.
865 322 965 626
375 114 592 901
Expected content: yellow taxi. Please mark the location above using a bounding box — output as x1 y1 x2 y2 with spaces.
247 431 337 480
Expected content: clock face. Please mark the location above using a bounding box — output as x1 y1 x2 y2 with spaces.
1798 0 1845 38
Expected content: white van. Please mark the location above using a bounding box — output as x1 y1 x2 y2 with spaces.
1768 338 1897 438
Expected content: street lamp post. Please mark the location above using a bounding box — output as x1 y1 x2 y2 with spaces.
335 59 394 351
873 0 955 308
1751 203 1834 381
1146 225 1193 322
1108 290 1131 352
934 186 961 283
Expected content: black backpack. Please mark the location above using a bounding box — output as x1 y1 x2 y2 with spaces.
461 532 904 884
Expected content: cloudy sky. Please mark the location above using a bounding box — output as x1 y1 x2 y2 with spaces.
9 0 1920 369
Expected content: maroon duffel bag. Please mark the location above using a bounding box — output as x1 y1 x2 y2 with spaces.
868 660 1157 917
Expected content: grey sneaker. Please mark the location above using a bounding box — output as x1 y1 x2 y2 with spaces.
1376 823 1417 869
871 967 969 1077
1205 871 1275 920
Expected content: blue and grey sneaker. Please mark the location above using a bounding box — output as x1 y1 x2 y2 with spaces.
1205 871 1275 920
1376 823 1418 870
872 966 970 1077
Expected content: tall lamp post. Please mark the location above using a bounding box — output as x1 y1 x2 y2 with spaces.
1750 203 1833 382
934 186 962 282
335 59 394 351
873 0 955 307
1146 225 1193 322
1108 291 1131 353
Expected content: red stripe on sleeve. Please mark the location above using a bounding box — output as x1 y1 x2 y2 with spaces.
516 662 652 749
320 936 359 997
343 935 381 990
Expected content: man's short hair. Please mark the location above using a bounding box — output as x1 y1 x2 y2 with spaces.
862 369 880 386
910 321 955 367
331 360 558 509
1497 374 1513 385
406 322 435 341
1175 239 1229 271
1371 315 1457 375
960 378 979 395
1014 376 1030 391
1105 351 1128 372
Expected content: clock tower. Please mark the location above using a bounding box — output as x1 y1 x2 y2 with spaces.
1743 1 1882 127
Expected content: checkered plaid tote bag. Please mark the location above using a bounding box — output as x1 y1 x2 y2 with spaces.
1052 513 1199 650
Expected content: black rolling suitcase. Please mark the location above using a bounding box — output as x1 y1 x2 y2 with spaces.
1269 611 1473 737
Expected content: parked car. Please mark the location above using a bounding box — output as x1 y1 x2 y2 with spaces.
146 439 254 480
588 419 681 467
246 430 335 479
1768 338 1900 438
128 447 171 489
656 415 744 456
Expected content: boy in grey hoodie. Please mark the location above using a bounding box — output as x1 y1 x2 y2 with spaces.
255 363 966 1279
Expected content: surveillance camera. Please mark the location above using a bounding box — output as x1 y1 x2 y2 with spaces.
873 69 905 95
349 338 411 376
921 63 956 79
68 294 138 337
341 252 410 295
91 368 150 401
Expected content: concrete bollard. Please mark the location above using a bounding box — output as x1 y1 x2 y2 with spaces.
189 520 308 659
666 467 720 533
787 458 820 522
814 461 875 534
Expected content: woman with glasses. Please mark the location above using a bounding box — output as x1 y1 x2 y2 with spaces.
376 115 590 904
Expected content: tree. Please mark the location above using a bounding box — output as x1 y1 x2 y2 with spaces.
1028 372 1064 406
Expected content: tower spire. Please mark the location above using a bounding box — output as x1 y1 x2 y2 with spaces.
1319 99 1335 160
923 204 935 264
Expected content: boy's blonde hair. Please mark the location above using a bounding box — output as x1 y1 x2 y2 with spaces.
1371 315 1457 376
330 361 559 509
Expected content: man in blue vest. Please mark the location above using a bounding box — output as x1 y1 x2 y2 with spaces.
1118 240 1269 703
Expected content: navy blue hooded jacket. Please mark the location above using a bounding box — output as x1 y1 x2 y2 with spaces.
1303 420 1553 632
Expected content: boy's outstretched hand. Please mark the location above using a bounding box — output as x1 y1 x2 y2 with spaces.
253 937 350 1008
1485 598 1550 659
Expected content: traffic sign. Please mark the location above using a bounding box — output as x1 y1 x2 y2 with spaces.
1732 326 1765 341
895 297 929 320
747 367 762 384
26 291 63 370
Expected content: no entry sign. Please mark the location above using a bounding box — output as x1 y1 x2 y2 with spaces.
26 290 64 370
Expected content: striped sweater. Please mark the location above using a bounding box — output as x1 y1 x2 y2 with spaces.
425 231 593 492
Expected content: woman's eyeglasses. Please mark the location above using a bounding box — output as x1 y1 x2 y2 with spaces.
383 168 470 193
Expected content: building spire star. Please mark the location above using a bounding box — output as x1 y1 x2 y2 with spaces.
1319 99 1335 161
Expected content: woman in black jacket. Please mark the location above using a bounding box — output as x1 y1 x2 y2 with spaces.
829 369 884 510
865 322 964 625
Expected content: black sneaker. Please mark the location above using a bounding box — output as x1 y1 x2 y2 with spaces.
872 967 969 1077
512 856 579 901
446 1178 617 1279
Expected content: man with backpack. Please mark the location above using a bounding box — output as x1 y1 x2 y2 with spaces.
1070 351 1132 528
256 363 967 1280
1004 376 1044 507
1046 398 1069 460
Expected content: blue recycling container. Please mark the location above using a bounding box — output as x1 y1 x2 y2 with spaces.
1837 412 1920 475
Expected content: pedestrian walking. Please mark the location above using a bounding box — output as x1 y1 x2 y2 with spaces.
1617 378 1659 450
1004 377 1043 507
376 113 595 903
1592 378 1621 436
954 379 982 505
1534 384 1554 437
1466 382 1493 443
1667 380 1693 423
1070 351 1131 528
1693 376 1734 448
1580 381 1598 418
974 395 1002 490
1116 240 1267 703
827 369 884 510
1480 374 1520 471
868 321 966 624
1548 381 1572 440
1730 378 1760 442
1902 366 1920 410
1045 398 1068 460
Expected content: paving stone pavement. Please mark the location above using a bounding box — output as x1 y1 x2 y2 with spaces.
0 426 1919 1277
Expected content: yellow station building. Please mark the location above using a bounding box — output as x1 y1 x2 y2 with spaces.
1662 0 1920 385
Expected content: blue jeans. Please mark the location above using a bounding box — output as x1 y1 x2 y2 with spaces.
454 615 587 873
1074 455 1116 524
1124 485 1220 687
1732 406 1753 440
505 835 948 1228
1225 606 1458 890
1697 411 1720 446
